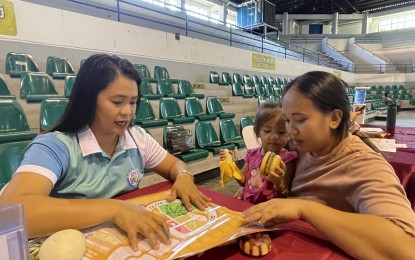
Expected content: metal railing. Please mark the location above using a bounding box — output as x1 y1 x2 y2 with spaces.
41 0 413 73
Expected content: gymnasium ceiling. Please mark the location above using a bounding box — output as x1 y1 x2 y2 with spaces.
229 0 415 14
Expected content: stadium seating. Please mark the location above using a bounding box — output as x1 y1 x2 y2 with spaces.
0 140 32 189
0 74 15 100
0 99 37 143
20 72 62 102
178 80 204 99
5 52 39 77
135 98 168 127
157 79 185 99
64 75 76 97
140 78 163 100
184 97 216 121
159 97 195 124
39 98 69 131
134 64 157 83
194 121 235 154
46 56 75 79
206 96 235 119
219 119 246 148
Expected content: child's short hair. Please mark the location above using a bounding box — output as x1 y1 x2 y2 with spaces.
253 102 283 137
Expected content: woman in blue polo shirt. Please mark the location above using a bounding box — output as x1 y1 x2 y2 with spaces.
0 54 210 251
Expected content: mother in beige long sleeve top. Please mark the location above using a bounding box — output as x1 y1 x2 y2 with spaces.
243 71 415 260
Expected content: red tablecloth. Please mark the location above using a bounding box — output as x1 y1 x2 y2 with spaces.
117 182 351 260
361 125 415 210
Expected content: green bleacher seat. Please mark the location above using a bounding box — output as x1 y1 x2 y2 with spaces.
5 52 39 77
243 74 253 87
254 83 266 97
140 78 162 100
240 116 254 134
46 56 75 79
206 96 235 119
264 84 275 96
219 119 245 148
194 121 235 155
135 98 168 127
154 66 179 84
244 84 256 97
0 140 32 189
0 74 16 100
232 83 253 98
260 75 268 85
39 98 69 131
20 72 63 102
178 80 204 99
156 79 185 99
233 73 243 84
222 72 233 85
269 77 276 86
64 75 76 97
0 99 37 143
184 97 216 121
209 71 228 85
163 125 209 162
159 97 195 124
399 85 405 90
134 64 157 83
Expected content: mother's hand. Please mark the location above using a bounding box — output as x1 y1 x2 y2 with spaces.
167 171 211 211
243 198 304 226
113 201 170 251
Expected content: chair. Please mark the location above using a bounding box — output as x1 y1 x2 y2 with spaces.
222 72 233 85
5 52 40 77
232 83 253 98
140 78 163 100
219 119 246 148
39 98 69 131
0 74 16 100
134 64 157 83
163 125 209 162
178 80 204 99
159 97 195 124
260 76 268 85
269 77 277 86
209 71 228 86
157 79 186 99
194 121 235 155
233 73 243 84
135 98 168 127
240 116 254 134
243 74 254 87
184 97 216 121
20 72 63 102
154 66 179 84
254 83 266 97
0 99 37 143
64 75 76 97
0 140 32 189
269 95 281 104
206 96 235 119
46 56 75 79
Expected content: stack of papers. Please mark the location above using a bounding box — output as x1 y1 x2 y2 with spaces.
368 138 407 152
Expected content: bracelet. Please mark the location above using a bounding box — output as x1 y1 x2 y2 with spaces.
177 170 194 182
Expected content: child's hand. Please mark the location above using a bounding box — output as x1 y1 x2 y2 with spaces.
266 160 286 187
219 149 234 161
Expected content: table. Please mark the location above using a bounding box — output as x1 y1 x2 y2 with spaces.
362 125 415 210
117 182 350 260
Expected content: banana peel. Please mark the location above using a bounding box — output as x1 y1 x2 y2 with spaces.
219 160 245 187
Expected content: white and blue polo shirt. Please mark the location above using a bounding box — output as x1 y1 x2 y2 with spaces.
15 127 167 198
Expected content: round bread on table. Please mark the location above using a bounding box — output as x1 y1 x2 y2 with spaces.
259 152 281 176
239 233 272 257
39 229 86 260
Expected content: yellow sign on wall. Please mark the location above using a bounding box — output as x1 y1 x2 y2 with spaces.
0 0 17 36
252 52 275 71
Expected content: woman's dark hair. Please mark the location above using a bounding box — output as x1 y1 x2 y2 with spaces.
47 54 142 133
283 71 351 141
254 102 283 137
